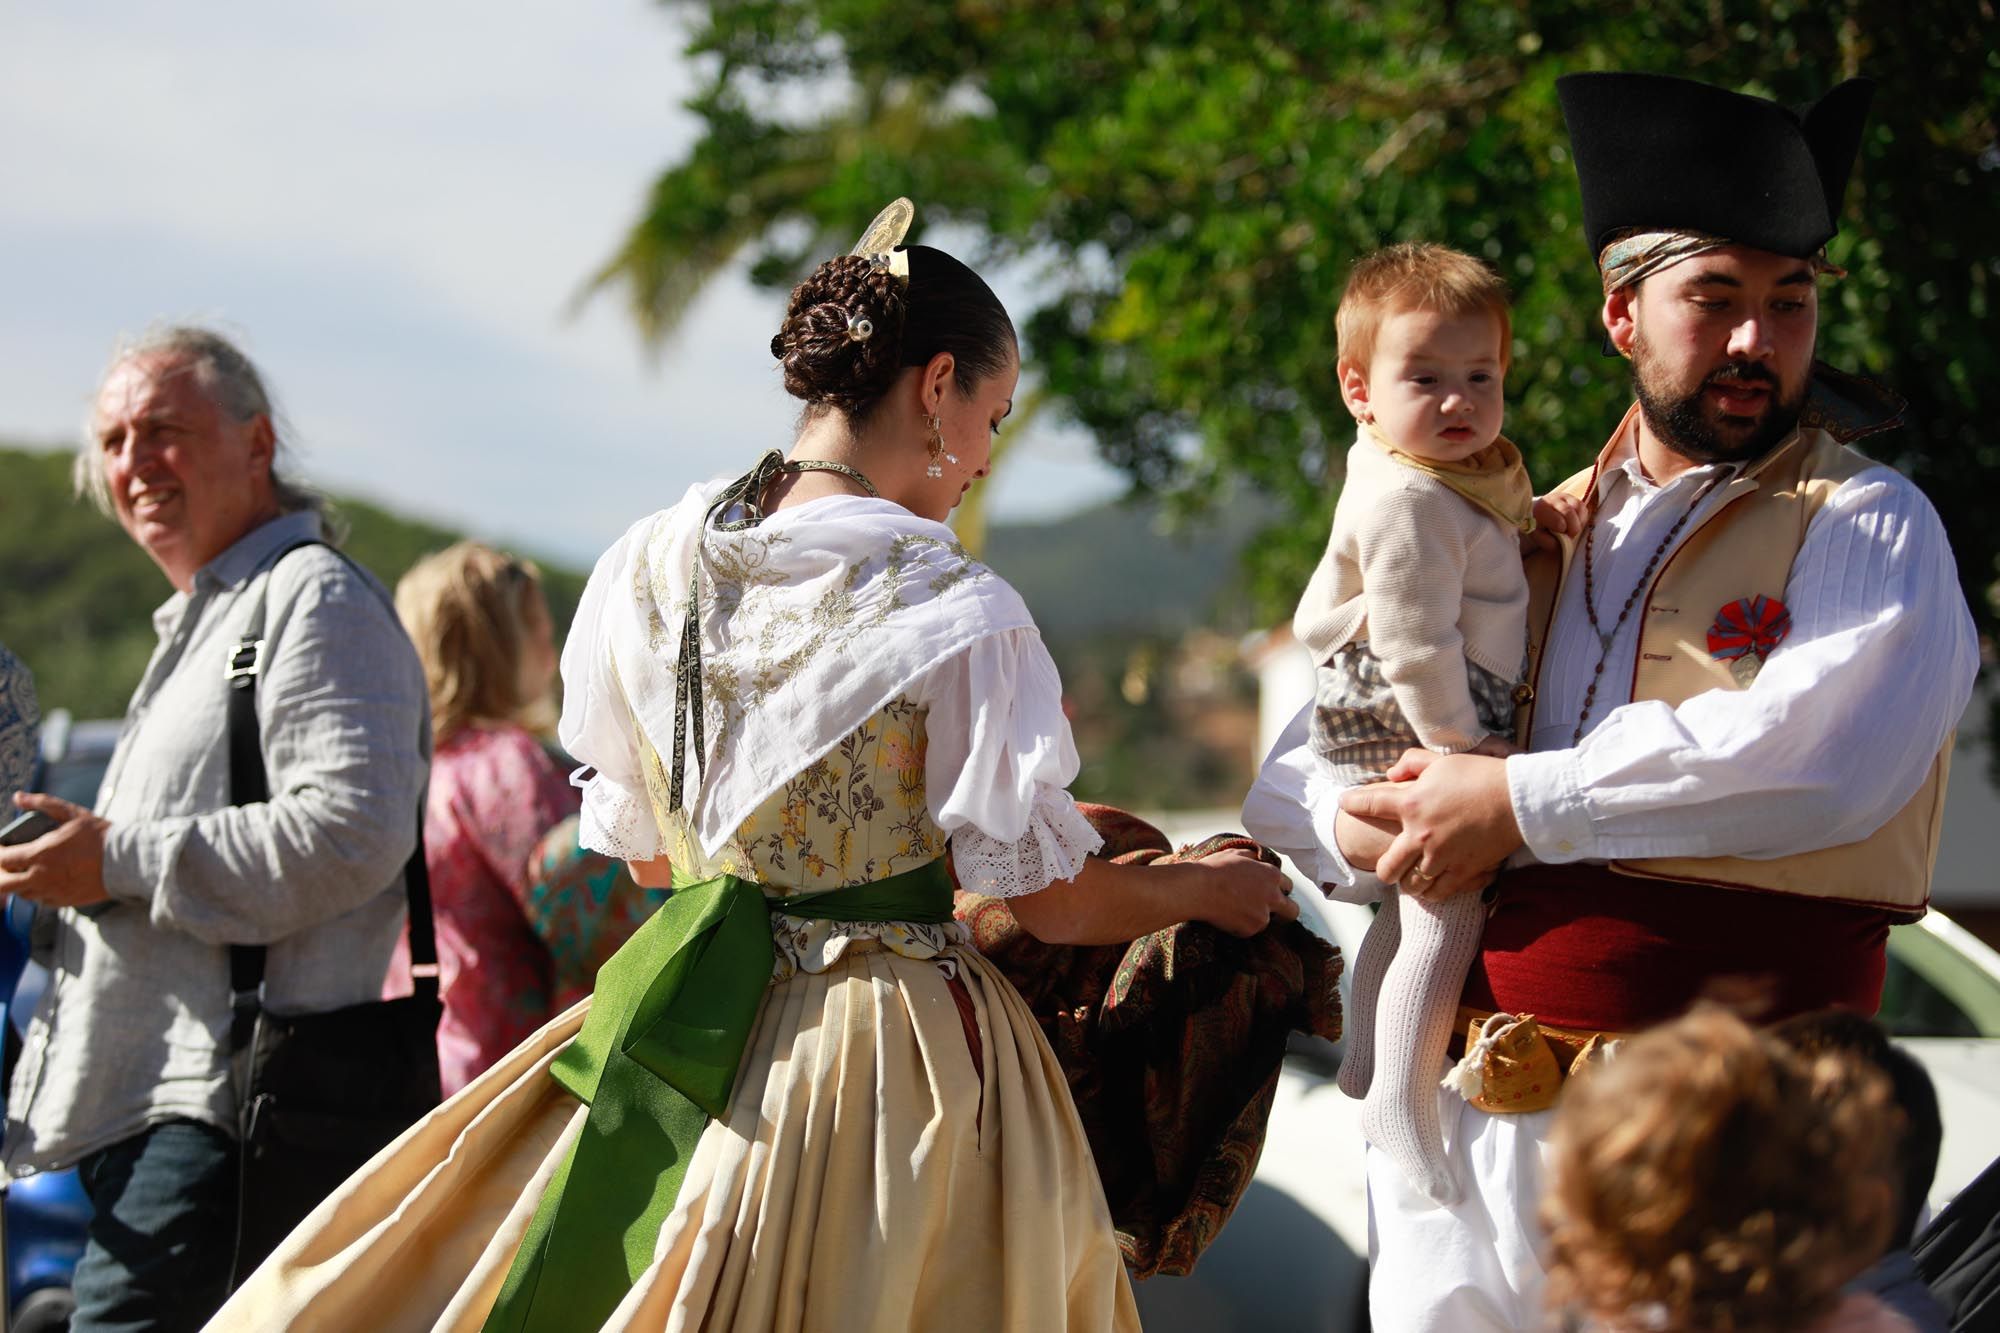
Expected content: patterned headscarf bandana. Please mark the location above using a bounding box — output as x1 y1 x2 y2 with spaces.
1597 228 1846 293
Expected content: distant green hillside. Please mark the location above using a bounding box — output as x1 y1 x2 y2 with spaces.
982 495 1267 643
0 446 585 719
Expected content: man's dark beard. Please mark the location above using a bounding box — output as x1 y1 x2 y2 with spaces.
1632 347 1809 466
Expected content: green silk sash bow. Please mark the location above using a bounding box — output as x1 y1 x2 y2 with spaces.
482 857 955 1333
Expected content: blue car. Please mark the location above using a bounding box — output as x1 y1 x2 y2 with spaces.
2 711 118 1331
1 900 88 1333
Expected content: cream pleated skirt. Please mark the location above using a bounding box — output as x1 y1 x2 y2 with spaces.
207 944 1139 1333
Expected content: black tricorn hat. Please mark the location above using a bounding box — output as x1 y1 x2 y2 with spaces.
1557 73 1875 261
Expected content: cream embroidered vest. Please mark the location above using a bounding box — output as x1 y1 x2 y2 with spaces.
1518 390 1946 919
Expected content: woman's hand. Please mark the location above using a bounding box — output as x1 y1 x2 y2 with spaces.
1008 843 1298 946
1189 847 1299 938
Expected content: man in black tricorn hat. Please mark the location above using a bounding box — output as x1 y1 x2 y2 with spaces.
1323 73 1979 1328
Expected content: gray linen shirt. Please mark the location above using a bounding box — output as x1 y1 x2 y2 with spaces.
4 512 430 1174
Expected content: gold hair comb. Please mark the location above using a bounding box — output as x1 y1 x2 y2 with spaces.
851 198 914 281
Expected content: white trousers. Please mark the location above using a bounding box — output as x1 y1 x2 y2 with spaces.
1366 1078 1560 1332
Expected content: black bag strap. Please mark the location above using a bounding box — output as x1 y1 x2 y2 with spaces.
225 539 436 1053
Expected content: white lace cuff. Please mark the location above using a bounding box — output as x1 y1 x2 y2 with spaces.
574 767 661 862
950 786 1104 899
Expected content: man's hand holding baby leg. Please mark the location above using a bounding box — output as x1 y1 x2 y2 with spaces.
1340 750 1523 899
1334 806 1398 876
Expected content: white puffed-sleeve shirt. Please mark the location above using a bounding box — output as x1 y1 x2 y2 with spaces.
559 490 1101 899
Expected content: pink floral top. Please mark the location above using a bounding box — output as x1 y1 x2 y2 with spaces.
383 724 578 1095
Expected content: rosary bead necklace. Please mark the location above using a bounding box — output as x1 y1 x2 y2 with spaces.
1571 468 1730 745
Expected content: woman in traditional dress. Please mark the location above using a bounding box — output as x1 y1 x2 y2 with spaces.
208 202 1297 1333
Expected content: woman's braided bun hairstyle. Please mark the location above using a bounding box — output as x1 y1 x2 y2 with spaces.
770 255 908 411
1542 1006 1896 1331
771 245 1016 420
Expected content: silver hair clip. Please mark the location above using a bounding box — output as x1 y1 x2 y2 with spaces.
847 314 874 342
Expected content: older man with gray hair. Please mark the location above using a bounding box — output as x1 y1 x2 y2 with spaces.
0 327 430 1333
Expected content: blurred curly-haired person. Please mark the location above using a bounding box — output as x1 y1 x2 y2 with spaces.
1776 1010 1949 1331
1543 1007 1911 1333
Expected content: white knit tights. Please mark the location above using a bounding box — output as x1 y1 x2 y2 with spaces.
1336 885 1486 1206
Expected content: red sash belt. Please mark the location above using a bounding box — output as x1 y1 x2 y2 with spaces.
1462 864 1893 1033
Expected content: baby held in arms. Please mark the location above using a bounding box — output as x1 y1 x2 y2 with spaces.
1294 243 1577 1204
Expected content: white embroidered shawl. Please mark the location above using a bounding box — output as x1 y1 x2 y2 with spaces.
560 478 1037 860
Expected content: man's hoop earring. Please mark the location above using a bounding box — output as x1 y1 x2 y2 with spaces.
926 413 956 479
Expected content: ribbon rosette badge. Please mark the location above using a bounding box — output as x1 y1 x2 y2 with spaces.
1707 594 1791 685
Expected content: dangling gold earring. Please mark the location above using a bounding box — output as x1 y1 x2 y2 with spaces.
926 413 950 479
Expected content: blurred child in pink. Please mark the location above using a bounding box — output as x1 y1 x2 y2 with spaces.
384 542 577 1094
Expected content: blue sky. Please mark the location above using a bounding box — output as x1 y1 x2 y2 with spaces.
1 2 1125 567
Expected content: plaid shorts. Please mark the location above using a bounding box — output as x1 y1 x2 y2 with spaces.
1310 641 1521 785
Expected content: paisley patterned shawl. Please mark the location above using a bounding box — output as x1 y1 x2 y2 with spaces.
957 805 1344 1278
570 477 1036 860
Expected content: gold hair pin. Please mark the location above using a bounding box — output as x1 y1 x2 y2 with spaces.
851 198 914 281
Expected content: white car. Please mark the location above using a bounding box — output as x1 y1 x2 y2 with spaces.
1131 813 2000 1333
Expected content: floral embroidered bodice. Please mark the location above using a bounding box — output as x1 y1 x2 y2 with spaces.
634 696 964 978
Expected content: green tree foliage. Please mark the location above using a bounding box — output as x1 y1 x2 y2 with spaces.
3 451 162 722
0 447 585 720
597 0 1998 638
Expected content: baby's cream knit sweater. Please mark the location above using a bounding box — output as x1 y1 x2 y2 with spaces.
1292 433 1530 753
